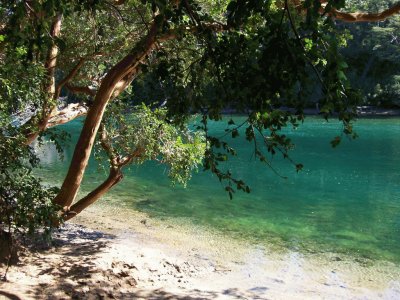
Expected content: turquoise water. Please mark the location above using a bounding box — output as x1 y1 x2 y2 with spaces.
37 117 400 263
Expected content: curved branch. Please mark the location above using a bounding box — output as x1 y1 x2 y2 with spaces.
55 58 86 99
99 123 144 167
118 147 144 166
287 1 400 22
46 103 88 128
328 2 400 22
55 52 105 98
53 19 163 208
61 126 144 221
62 167 123 221
99 124 119 166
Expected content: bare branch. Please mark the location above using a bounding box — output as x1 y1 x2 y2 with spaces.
46 103 88 128
285 1 400 22
327 2 400 22
99 124 119 166
118 147 144 166
55 52 105 98
62 166 123 221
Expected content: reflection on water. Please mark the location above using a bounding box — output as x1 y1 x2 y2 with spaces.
35 117 400 263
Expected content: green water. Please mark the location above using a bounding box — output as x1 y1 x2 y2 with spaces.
37 117 400 263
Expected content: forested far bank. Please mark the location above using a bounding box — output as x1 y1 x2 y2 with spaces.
342 1 400 108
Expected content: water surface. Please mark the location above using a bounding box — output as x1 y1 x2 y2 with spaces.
37 117 400 263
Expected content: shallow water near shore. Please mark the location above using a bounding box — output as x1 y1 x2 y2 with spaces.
36 117 400 265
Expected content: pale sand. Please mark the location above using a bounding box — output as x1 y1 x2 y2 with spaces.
1 203 400 300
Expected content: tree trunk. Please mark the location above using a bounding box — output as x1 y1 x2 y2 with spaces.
24 14 62 145
62 167 123 221
53 21 161 208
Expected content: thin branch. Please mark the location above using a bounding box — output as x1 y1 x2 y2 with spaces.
99 124 118 166
285 0 328 93
106 2 138 34
46 103 88 128
217 118 249 140
131 1 151 32
118 147 144 166
55 52 104 98
254 126 288 179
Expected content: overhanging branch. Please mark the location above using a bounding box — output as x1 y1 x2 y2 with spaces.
46 103 88 128
327 2 400 22
287 1 400 22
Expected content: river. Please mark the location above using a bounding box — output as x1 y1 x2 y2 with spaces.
36 116 400 264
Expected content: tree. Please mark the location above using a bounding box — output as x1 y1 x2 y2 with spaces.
0 0 399 232
341 0 400 107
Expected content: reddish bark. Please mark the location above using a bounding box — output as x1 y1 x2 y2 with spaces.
50 1 400 219
46 103 88 128
53 20 162 208
24 14 62 145
62 167 123 221
329 2 400 22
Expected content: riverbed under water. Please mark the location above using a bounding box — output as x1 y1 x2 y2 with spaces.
36 117 400 264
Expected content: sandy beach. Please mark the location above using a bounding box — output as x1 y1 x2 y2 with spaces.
1 204 400 300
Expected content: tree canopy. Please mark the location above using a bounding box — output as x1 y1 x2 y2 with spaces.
1 0 399 234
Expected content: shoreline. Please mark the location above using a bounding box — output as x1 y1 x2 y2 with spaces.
305 107 400 117
221 107 400 117
1 204 400 299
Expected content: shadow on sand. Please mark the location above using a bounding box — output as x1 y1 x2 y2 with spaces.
2 223 270 300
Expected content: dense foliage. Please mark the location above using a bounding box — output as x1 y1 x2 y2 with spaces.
0 63 60 235
97 103 206 186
